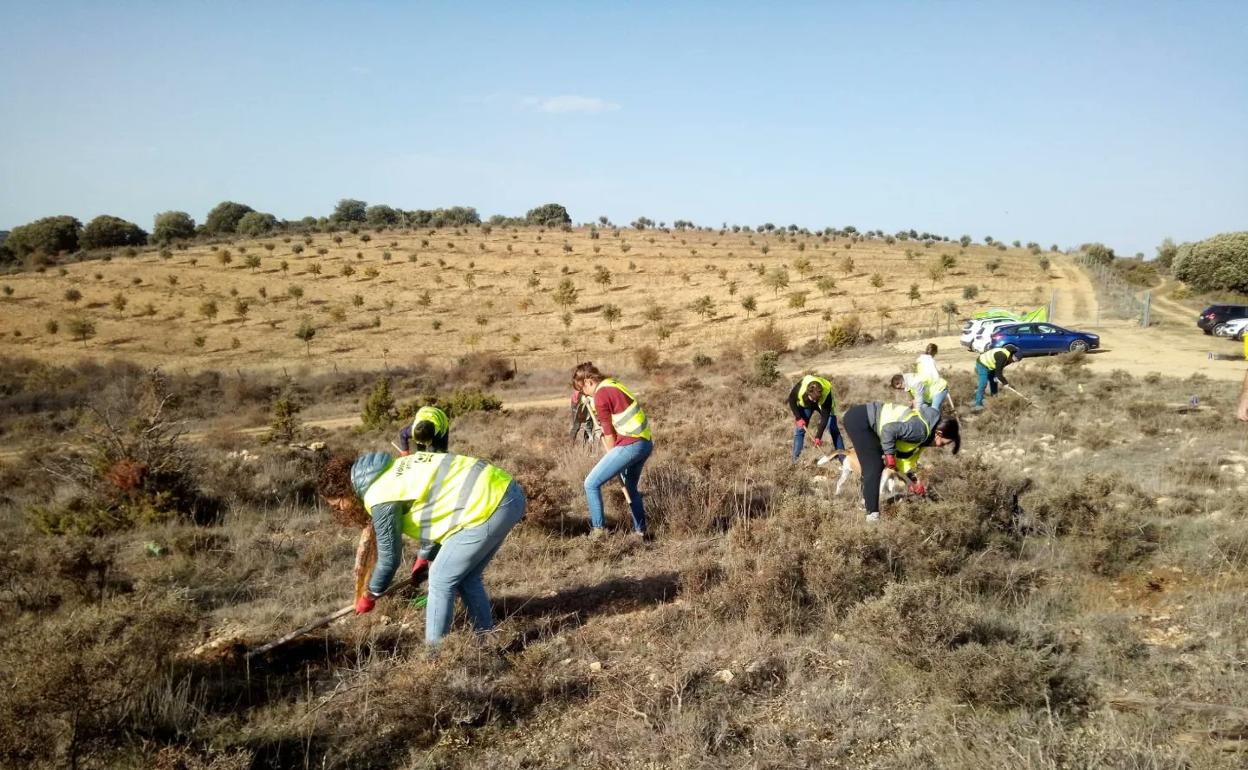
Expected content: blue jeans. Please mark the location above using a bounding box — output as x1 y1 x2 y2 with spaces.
974 363 999 407
425 480 526 645
792 408 845 460
585 439 653 532
930 389 948 413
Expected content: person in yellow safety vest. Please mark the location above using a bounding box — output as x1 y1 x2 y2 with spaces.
318 450 526 645
571 361 654 540
973 344 1020 410
788 374 844 461
840 401 961 522
396 405 450 455
889 371 949 412
913 342 950 412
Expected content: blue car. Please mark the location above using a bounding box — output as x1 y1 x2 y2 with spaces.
987 322 1100 357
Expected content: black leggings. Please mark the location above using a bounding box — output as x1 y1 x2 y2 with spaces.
842 405 885 515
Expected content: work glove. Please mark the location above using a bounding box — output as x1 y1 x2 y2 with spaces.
355 593 376 615
883 454 897 469
813 438 823 448
400 449 410 457
410 557 431 584
795 419 807 429
908 480 927 496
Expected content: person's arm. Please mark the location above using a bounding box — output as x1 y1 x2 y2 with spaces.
814 399 832 439
787 382 805 421
367 502 406 596
396 425 412 454
994 351 1011 386
433 431 449 452
881 415 930 458
1238 370 1248 422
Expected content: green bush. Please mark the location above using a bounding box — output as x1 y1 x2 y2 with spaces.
152 210 195 243
204 201 254 234
824 314 862 348
6 215 81 257
80 215 147 249
525 203 571 227
399 389 503 422
236 210 277 236
1172 231 1248 293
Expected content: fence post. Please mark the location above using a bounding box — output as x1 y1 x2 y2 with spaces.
1049 289 1056 323
1141 291 1150 327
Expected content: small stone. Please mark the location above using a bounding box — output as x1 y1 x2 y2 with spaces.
716 669 734 683
589 661 602 672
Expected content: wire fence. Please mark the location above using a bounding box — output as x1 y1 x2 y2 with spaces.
1075 255 1151 327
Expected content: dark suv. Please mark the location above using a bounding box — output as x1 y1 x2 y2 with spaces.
1198 305 1248 335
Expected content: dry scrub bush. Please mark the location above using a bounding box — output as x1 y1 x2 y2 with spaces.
0 593 199 768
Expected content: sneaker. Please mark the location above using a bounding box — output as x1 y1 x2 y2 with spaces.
588 528 607 541
630 530 649 542
971 405 984 412
865 512 880 523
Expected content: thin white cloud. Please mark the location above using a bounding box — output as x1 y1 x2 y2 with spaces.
524 95 621 114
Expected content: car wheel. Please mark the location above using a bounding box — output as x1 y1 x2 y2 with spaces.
1213 323 1228 336
1069 340 1089 353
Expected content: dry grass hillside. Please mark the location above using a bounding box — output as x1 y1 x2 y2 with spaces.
0 227 1059 371
1 352 1247 768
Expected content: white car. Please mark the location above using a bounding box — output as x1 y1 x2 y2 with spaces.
1216 317 1248 340
961 318 1015 351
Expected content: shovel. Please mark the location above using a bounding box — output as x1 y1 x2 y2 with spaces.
246 577 425 660
1005 384 1038 409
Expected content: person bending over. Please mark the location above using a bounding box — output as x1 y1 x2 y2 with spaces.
841 402 960 522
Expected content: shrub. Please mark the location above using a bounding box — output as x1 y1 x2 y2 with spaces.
236 210 278 236
80 215 147 249
526 203 571 227
634 345 661 373
151 210 195 243
825 314 862 348
360 378 397 430
750 320 788 353
751 350 781 386
451 352 514 386
962 285 979 300
203 201 254 234
6 215 81 256
63 288 82 303
1172 231 1248 293
1082 242 1114 265
66 317 96 345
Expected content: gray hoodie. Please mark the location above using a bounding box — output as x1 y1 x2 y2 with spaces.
866 402 941 457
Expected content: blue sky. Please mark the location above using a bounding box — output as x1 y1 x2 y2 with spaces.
1 1 1244 256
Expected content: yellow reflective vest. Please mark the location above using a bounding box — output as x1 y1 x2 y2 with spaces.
412 405 450 437
361 452 513 544
876 403 933 475
978 349 1008 371
596 378 652 441
798 375 834 409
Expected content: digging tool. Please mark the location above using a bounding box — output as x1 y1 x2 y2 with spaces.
1005 384 1038 409
618 474 631 505
245 578 424 660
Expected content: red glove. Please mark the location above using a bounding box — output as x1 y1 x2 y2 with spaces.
410 557 431 584
883 454 897 469
813 438 823 448
908 480 927 496
400 449 410 457
354 593 376 615
795 419 807 429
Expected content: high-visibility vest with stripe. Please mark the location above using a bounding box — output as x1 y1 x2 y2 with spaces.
596 378 652 440
876 403 933 474
978 349 1007 371
412 406 450 437
361 453 513 544
798 375 834 409
908 372 948 402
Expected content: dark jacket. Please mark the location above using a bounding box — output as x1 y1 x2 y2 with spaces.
787 380 833 439
980 349 1013 385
